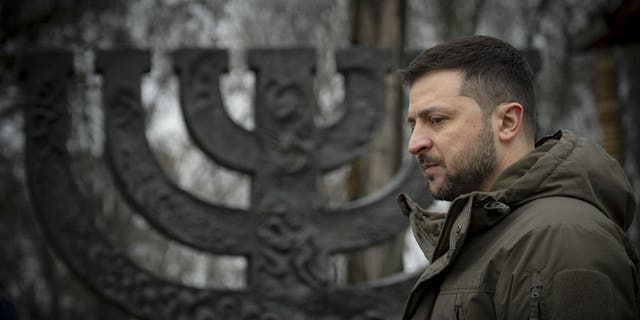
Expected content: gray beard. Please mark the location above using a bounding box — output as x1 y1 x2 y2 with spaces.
432 123 497 201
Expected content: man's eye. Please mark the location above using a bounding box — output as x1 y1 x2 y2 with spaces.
430 117 445 125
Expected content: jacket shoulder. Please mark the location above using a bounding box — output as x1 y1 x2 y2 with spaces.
493 196 639 319
509 196 626 239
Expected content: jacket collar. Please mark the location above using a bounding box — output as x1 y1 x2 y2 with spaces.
398 191 512 244
397 158 524 315
398 191 514 319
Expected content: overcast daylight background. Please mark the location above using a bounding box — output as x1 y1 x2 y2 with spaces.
1 0 639 318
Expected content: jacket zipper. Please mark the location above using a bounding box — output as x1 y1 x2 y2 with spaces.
455 293 463 320
530 272 543 320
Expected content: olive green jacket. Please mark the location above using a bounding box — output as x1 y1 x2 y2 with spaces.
398 130 640 319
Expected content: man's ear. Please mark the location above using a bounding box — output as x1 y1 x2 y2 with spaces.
494 102 523 142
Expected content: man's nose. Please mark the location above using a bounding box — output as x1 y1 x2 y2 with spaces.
407 130 433 155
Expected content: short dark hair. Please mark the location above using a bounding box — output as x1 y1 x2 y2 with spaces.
401 35 536 139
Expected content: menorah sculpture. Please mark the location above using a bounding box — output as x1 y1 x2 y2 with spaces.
19 48 430 319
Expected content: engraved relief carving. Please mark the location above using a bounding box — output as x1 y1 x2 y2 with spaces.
20 49 428 319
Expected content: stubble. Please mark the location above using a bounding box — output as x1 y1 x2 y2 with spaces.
426 122 497 201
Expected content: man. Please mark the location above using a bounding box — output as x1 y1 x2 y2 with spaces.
397 35 640 319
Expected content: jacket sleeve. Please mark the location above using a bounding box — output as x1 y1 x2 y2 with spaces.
493 222 639 320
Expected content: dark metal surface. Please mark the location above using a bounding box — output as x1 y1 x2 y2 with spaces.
20 48 430 319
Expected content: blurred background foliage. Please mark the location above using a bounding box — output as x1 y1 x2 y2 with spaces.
1 0 639 318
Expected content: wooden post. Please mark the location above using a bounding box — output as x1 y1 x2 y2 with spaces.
346 0 408 283
595 49 623 161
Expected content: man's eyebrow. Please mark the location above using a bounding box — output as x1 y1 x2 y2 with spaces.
407 106 447 123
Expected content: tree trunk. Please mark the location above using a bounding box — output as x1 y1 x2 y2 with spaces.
346 0 407 283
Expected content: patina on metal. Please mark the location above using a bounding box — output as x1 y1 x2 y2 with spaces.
19 48 430 319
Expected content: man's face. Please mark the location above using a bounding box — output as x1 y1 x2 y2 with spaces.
407 70 497 201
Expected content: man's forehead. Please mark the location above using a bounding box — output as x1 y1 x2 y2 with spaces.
408 70 464 108
410 69 464 93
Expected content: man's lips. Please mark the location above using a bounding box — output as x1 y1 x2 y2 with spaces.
421 163 440 174
417 155 441 174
